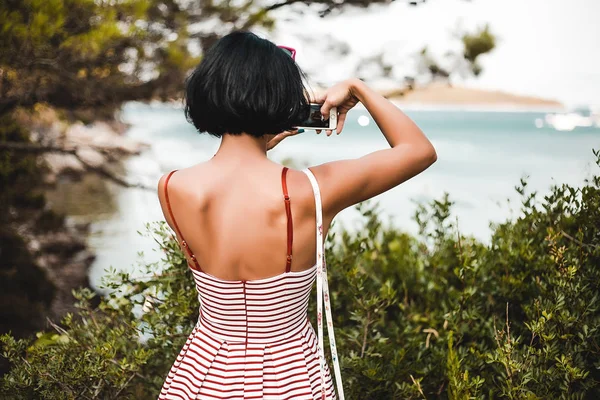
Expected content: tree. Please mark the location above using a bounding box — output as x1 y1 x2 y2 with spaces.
460 23 496 77
356 23 497 96
1 0 192 117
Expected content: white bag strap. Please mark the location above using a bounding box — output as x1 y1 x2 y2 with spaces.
302 167 345 400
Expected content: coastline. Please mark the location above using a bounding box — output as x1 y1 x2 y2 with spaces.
7 106 151 332
381 83 566 112
372 101 566 113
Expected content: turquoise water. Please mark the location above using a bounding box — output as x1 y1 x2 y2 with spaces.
85 102 599 290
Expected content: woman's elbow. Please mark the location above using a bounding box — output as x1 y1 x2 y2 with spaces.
430 146 438 164
422 143 437 166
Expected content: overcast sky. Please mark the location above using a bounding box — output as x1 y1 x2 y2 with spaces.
266 0 600 107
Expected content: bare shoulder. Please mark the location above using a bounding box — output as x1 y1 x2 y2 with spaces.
157 168 183 202
157 170 179 229
156 165 207 228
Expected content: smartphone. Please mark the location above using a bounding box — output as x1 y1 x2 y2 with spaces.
296 103 337 130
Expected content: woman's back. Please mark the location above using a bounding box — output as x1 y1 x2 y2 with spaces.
158 158 333 281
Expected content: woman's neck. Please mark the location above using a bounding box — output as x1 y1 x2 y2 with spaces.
215 132 275 161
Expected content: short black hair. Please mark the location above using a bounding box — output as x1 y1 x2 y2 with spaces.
184 31 311 138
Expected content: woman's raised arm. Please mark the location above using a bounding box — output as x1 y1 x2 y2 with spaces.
311 78 437 219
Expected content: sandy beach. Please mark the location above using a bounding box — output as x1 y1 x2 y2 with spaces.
381 82 565 110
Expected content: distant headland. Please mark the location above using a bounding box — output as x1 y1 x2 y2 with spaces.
381 82 565 110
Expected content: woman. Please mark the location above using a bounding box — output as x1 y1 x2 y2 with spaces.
157 31 436 400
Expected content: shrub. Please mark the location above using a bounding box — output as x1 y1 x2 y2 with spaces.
2 150 599 399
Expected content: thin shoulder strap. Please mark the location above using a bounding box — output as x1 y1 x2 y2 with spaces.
302 167 345 400
281 167 293 273
164 170 184 239
164 169 202 271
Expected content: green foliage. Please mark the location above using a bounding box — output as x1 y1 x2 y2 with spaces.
412 24 496 85
321 150 600 399
0 0 281 116
1 0 177 115
2 150 599 398
461 24 496 77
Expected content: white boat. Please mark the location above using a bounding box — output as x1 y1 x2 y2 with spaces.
542 106 598 131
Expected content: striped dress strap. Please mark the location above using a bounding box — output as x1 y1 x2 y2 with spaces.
302 167 345 400
281 167 294 273
163 169 202 271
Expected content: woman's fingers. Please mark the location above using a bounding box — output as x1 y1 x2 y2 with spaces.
286 128 303 136
320 99 335 119
314 128 337 136
266 128 304 150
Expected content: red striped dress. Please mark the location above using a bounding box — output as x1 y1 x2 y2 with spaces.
159 166 340 400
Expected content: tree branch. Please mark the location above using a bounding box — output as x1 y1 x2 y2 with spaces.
0 141 154 191
560 230 598 249
0 141 78 154
360 309 371 358
265 0 310 12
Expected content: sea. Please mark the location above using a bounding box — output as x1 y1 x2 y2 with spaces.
49 102 599 291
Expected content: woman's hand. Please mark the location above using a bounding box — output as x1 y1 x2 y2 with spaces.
266 128 304 151
314 78 362 136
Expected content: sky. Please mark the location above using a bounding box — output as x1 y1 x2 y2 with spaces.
264 0 600 108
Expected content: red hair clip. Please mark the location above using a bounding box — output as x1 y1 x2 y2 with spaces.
277 45 296 61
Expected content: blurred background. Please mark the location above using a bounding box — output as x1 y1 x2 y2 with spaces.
1 0 599 348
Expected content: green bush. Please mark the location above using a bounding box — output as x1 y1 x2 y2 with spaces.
2 150 599 399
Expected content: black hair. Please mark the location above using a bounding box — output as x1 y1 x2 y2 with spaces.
184 31 311 138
